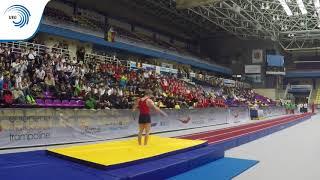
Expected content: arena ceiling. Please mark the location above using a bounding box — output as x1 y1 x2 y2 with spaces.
122 0 320 52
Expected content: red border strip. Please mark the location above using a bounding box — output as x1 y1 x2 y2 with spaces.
177 115 293 138
179 114 310 145
208 114 310 144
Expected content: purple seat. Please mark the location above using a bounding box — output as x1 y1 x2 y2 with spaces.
53 99 62 107
45 99 53 107
69 100 78 107
76 100 85 108
61 100 70 107
36 99 45 106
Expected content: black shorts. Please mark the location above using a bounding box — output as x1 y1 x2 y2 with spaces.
139 114 151 124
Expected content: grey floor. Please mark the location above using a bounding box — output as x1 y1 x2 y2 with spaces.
228 114 320 180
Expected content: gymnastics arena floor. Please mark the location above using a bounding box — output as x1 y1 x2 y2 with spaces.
0 113 314 180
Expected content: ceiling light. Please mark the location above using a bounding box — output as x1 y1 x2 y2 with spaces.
314 0 320 14
296 0 307 14
278 0 293 16
266 3 270 9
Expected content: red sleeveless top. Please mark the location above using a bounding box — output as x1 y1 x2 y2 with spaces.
139 97 150 115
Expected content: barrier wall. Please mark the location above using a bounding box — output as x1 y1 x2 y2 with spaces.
0 106 287 149
0 107 252 149
262 106 286 118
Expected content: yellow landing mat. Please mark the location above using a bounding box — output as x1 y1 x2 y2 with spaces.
47 136 206 167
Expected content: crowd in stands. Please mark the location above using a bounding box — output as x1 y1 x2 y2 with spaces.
0 40 275 110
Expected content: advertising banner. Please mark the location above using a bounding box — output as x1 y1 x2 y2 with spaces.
262 106 286 118
223 79 236 87
245 65 261 74
228 107 250 123
0 107 252 149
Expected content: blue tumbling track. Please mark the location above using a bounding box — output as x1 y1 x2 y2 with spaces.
0 114 312 180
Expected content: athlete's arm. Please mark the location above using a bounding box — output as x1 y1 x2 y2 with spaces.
146 99 168 117
132 99 139 112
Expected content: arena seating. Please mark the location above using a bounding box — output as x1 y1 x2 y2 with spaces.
0 38 275 109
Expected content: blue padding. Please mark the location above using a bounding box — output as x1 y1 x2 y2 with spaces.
168 157 259 180
105 146 224 180
169 146 224 170
0 151 119 180
106 157 189 180
0 147 224 180
0 163 119 180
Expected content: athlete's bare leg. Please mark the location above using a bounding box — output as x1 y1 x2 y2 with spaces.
138 124 144 145
144 123 151 145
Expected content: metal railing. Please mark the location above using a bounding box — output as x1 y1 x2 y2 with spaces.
85 53 128 67
0 41 73 58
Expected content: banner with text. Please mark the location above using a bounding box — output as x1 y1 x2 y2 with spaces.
0 107 252 149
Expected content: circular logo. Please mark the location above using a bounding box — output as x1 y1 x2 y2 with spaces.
5 5 31 28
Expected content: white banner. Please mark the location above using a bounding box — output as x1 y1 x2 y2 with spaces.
261 106 286 118
224 79 236 87
245 65 261 74
228 107 250 123
0 107 251 149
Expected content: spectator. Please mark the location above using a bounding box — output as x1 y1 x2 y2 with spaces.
35 66 46 82
27 48 37 60
12 86 25 104
44 73 56 93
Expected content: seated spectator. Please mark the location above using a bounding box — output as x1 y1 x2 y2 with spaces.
35 67 45 82
27 48 37 61
44 73 56 93
12 86 25 104
3 90 13 105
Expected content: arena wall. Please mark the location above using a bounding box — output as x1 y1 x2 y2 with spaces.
0 106 286 149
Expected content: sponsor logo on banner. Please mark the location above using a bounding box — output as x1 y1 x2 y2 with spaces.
5 115 52 142
231 109 240 118
245 65 261 74
177 116 191 124
228 107 249 123
79 120 101 135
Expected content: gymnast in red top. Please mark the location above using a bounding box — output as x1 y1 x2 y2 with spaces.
133 90 167 145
